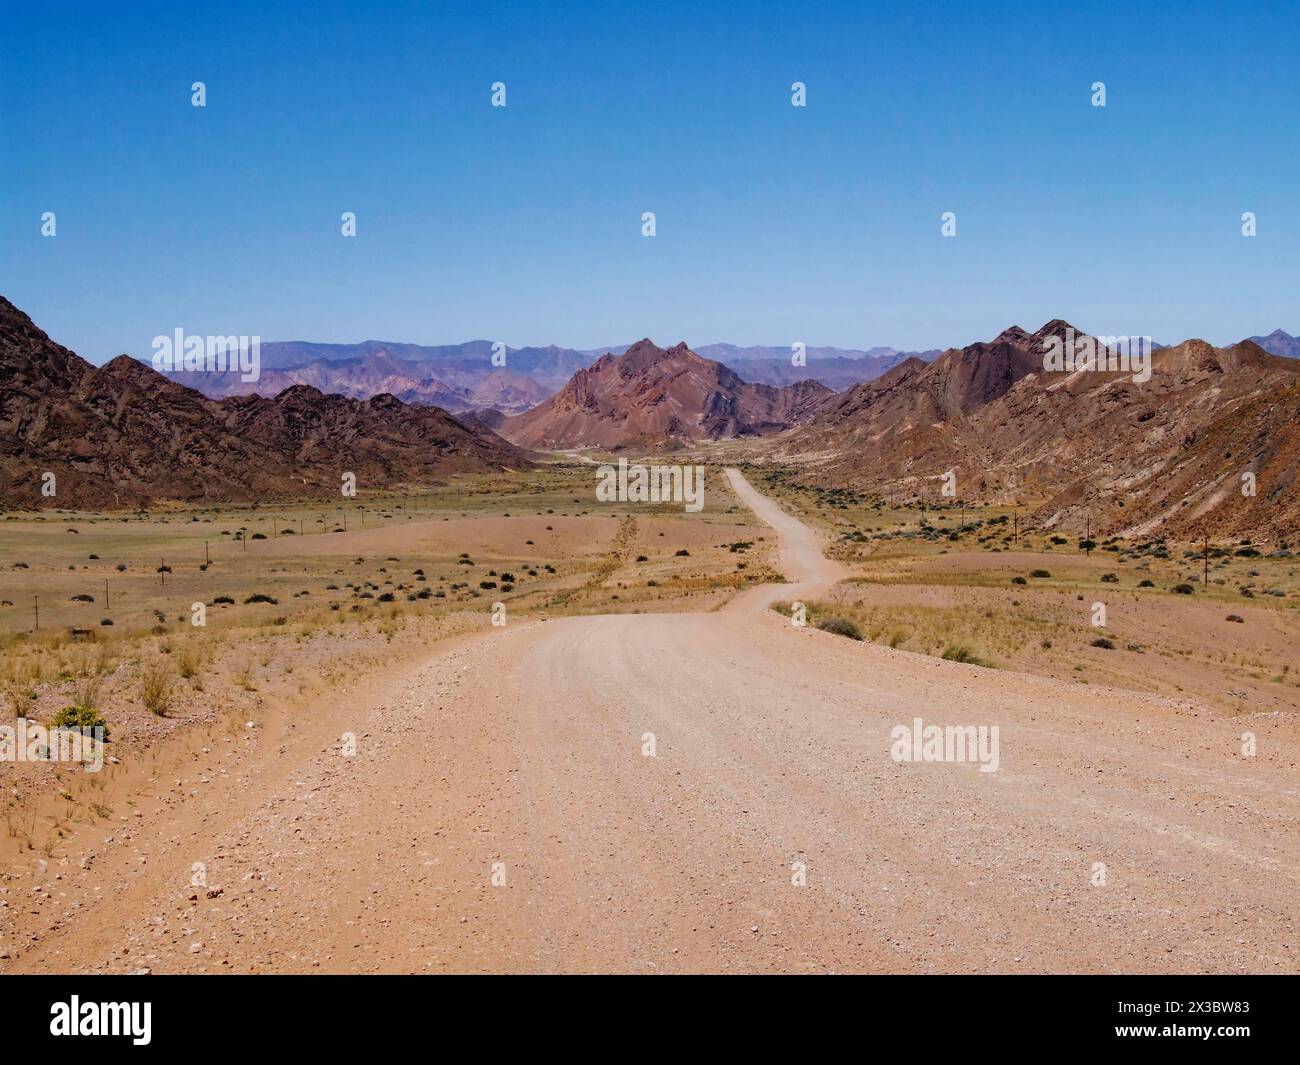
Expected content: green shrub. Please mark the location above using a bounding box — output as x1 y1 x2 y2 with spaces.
941 644 989 666
1030 569 1051 578
51 705 109 742
815 616 863 641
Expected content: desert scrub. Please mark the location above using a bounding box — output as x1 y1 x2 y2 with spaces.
232 661 257 691
941 643 992 667
175 643 204 680
139 659 174 716
816 616 863 641
50 705 110 742
72 673 104 711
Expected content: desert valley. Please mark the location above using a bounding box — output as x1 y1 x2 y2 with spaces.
2 294 1299 974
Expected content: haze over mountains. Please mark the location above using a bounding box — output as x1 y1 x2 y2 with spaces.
156 338 944 412
155 329 1299 416
0 297 527 509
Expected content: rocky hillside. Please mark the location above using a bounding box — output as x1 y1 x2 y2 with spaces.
499 339 835 449
0 296 528 510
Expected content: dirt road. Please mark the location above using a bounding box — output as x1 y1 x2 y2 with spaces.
5 470 1298 973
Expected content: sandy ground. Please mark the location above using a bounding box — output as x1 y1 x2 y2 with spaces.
3 470 1298 974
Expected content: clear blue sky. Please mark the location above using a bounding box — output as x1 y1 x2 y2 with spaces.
2 0 1297 363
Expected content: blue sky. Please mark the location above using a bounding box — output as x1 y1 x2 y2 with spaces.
1 0 1297 362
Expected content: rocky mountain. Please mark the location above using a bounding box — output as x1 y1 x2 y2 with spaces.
773 320 1300 539
161 336 953 414
1249 329 1300 358
0 297 528 510
499 339 835 449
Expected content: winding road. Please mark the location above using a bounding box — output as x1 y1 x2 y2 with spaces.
6 469 1298 974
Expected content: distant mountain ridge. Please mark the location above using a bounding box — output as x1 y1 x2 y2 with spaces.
1249 329 1300 358
0 296 528 510
156 338 946 413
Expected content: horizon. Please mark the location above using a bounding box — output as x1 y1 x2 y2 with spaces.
3 0 1298 361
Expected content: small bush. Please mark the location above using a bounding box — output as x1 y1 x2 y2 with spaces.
244 593 278 605
51 705 110 742
1091 637 1115 649
1226 614 1244 623
816 616 863 641
1172 584 1194 595
139 660 173 717
176 645 203 679
1011 576 1027 585
941 644 989 666
1030 569 1051 578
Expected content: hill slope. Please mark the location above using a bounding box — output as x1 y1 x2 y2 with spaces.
0 296 528 509
499 339 834 449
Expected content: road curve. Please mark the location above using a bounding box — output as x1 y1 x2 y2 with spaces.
7 471 1299 974
722 467 848 613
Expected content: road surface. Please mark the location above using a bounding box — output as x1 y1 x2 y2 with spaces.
5 469 1298 973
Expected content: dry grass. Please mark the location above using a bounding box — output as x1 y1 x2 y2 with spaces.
139 659 174 717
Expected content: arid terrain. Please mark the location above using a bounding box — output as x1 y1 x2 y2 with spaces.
3 464 1296 974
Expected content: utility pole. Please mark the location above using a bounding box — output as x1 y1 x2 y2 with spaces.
204 540 210 565
160 558 165 587
1204 533 1210 587
299 518 304 537
33 596 38 632
1085 513 1092 557
105 579 110 612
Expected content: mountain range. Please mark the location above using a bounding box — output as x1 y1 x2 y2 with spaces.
7 293 1300 536
0 297 527 509
770 321 1300 539
154 339 944 412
